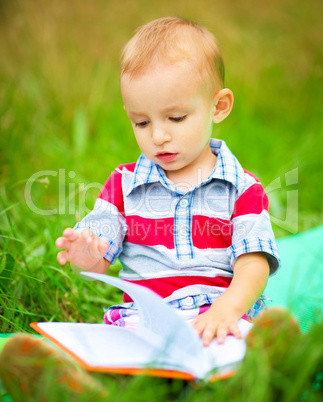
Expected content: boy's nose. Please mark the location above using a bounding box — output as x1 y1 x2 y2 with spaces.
152 126 171 145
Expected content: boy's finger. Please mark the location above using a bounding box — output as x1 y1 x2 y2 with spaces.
202 325 216 347
57 251 68 265
190 318 205 336
63 228 79 241
55 237 68 249
216 325 229 345
229 323 242 339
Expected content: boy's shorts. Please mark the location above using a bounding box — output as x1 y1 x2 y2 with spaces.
103 294 269 332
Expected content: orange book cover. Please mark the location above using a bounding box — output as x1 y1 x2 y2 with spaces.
30 272 252 382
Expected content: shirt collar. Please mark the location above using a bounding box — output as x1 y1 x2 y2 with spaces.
125 138 245 196
209 138 245 191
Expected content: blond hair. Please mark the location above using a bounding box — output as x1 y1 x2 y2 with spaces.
120 17 225 92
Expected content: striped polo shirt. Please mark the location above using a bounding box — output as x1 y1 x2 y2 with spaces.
75 138 280 303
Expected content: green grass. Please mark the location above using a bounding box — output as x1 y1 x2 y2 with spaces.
0 0 322 400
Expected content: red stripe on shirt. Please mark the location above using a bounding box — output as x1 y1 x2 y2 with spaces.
231 183 269 219
125 216 175 248
123 275 232 301
192 216 232 248
98 163 136 217
125 215 232 249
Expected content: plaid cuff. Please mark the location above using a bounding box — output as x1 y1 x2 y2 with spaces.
102 238 122 264
228 237 280 275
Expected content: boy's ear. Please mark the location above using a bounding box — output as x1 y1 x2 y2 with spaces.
212 89 234 123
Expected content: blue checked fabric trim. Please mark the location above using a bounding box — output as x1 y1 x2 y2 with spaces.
245 296 269 320
173 191 196 259
228 237 280 267
167 294 215 309
103 239 122 264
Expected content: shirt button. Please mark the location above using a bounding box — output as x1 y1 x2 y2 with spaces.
184 297 194 307
179 198 189 208
179 225 188 237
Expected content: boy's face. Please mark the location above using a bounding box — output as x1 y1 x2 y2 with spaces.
121 62 218 182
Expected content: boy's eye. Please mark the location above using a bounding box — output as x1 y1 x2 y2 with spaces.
135 120 149 128
169 116 187 123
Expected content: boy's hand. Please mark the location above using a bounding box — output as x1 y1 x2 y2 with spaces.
56 228 110 271
191 298 242 346
192 253 270 347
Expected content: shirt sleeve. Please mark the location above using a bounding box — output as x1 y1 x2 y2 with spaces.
74 167 127 264
227 178 280 275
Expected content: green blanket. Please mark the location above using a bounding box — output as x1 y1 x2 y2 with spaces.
265 225 323 331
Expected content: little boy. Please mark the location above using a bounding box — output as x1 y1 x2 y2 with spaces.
56 16 280 346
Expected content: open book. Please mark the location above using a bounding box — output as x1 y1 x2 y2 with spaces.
31 272 252 381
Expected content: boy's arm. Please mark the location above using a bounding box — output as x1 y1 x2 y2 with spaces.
191 252 269 346
56 228 111 276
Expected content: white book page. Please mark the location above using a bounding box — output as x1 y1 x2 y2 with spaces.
37 322 157 368
81 272 205 375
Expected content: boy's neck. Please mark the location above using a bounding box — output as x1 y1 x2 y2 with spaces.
164 152 217 192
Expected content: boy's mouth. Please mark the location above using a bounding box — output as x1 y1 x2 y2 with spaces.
155 152 178 163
